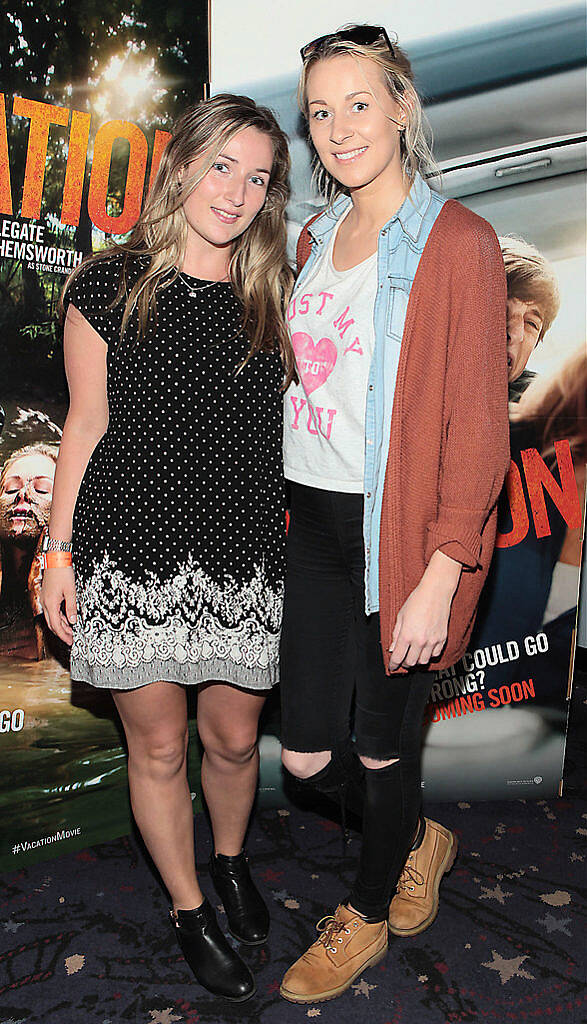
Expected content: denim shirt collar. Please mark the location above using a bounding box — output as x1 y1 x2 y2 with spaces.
307 172 433 247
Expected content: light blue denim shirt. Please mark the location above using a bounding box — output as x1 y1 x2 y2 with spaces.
293 173 446 614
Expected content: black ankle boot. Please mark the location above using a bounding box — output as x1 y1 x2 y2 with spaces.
170 897 255 1001
209 851 270 945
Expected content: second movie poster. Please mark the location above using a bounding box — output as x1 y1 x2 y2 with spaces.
210 0 586 805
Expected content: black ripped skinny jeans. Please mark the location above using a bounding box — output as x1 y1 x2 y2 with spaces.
280 483 435 919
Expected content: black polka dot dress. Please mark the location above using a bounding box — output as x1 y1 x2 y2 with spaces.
64 255 286 690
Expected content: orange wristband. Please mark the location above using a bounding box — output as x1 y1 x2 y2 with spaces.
42 552 73 569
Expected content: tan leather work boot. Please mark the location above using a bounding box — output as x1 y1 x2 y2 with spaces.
388 818 458 936
280 903 388 1003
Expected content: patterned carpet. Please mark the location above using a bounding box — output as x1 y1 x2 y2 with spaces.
1 789 585 1024
2 662 585 1024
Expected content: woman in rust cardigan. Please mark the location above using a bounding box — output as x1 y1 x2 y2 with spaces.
279 26 510 1003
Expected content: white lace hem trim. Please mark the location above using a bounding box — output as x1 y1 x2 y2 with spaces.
71 551 283 683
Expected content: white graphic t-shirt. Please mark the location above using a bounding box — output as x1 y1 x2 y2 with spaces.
284 213 378 492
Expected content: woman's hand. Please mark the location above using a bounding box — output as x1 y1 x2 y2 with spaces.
41 567 77 646
388 550 462 671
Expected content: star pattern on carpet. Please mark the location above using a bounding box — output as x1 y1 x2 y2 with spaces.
64 954 85 975
482 950 534 985
0 790 582 1023
539 890 571 906
479 883 513 904
537 913 572 936
272 889 290 903
3 920 24 932
351 979 377 998
148 1011 182 1024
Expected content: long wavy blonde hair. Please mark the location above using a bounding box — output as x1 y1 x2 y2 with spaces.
297 25 439 204
63 94 296 384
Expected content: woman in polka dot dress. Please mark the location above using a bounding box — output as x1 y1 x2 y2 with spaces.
40 95 295 1002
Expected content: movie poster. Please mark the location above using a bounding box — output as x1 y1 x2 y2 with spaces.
0 1 208 870
210 1 586 803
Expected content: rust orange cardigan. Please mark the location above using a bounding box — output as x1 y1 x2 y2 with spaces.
296 199 510 673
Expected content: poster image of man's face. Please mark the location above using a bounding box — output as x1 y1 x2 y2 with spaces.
0 451 56 541
506 297 544 383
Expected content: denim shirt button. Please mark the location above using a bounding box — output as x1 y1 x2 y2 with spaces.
367 491 372 499
369 384 374 391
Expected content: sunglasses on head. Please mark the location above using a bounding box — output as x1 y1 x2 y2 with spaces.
300 26 395 62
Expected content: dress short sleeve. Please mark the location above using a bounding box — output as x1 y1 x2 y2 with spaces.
63 255 127 346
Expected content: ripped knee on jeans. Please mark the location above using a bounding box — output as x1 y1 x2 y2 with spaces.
359 755 400 770
281 748 332 780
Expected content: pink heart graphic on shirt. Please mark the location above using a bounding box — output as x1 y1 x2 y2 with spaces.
292 332 337 395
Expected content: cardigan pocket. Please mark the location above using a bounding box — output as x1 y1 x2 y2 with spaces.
385 275 411 342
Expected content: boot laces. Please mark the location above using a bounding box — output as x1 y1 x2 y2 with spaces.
315 913 351 952
397 860 425 894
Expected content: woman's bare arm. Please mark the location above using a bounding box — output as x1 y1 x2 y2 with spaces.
41 304 109 644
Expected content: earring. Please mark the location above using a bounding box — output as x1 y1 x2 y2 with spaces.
389 107 407 130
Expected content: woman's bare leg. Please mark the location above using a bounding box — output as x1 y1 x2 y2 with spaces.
196 683 266 856
113 680 203 911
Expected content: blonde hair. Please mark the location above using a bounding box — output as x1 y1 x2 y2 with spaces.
0 443 58 490
500 235 560 341
63 95 296 385
510 347 587 465
297 24 438 203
